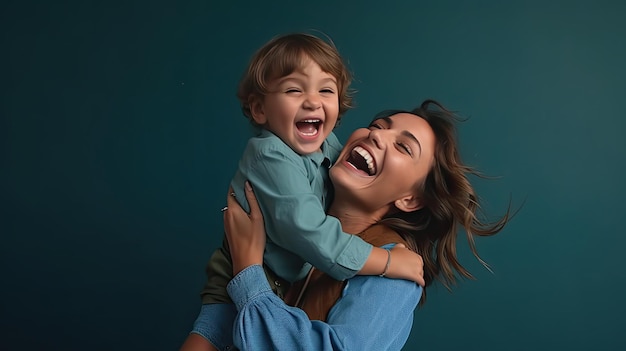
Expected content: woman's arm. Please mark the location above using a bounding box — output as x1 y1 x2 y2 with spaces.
227 265 421 351
223 183 422 350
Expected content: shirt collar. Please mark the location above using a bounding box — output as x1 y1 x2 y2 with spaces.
258 129 332 168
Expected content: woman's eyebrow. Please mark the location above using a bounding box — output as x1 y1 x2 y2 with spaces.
402 130 422 156
384 116 422 156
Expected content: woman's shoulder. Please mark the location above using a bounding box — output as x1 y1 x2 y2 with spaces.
358 224 407 248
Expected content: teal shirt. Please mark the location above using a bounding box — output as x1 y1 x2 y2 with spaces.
230 129 373 282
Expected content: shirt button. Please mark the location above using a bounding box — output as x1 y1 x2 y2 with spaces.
274 280 281 287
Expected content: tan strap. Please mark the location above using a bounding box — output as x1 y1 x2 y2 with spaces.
286 224 408 321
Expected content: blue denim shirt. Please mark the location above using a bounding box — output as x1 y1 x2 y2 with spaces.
231 130 373 282
226 257 423 350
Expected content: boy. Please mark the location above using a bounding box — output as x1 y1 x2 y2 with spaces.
181 33 423 351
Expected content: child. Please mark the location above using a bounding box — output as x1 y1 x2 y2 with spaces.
180 33 424 351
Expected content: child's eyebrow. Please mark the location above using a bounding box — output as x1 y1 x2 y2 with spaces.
277 75 337 86
277 76 303 84
319 77 338 85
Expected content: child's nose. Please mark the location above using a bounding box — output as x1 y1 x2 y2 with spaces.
303 94 322 109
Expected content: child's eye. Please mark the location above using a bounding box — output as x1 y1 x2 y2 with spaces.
285 88 302 93
320 88 335 94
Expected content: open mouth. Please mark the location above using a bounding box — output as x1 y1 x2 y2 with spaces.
347 146 376 175
296 119 322 137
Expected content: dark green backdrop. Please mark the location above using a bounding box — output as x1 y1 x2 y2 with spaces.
3 1 625 350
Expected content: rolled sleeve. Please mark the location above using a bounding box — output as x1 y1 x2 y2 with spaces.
328 234 373 278
227 265 273 311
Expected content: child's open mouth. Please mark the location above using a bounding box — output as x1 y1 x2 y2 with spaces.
296 119 322 137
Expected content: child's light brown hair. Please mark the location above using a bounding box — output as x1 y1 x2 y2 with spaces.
237 33 354 125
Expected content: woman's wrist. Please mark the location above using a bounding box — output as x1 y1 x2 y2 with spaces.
231 250 264 276
233 259 261 275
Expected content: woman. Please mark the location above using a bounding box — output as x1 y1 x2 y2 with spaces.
223 100 511 350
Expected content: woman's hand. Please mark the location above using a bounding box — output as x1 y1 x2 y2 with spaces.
224 181 266 276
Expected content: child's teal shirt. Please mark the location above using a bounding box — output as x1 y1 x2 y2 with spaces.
230 129 373 282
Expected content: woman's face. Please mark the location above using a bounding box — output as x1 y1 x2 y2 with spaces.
330 112 436 212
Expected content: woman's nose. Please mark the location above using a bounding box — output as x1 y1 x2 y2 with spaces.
368 129 385 149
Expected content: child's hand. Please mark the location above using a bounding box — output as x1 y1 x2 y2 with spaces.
224 182 266 276
386 244 425 286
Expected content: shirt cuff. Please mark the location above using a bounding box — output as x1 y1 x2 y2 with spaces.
331 238 373 279
227 265 273 311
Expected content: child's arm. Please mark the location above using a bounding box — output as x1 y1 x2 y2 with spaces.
358 245 425 286
236 142 366 282
238 145 424 284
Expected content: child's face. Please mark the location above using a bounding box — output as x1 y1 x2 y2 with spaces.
251 59 340 155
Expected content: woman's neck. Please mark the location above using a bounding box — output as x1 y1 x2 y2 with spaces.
327 201 384 234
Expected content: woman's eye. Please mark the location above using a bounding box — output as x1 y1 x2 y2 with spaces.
369 123 383 129
397 142 412 156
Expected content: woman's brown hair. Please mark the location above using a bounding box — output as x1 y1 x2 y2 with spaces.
237 33 354 125
378 100 512 304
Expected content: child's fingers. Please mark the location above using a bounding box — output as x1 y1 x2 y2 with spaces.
416 273 425 287
392 244 425 286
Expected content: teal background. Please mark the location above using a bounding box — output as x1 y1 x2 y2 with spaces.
2 1 625 350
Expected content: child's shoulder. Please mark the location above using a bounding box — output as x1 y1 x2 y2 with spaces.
323 131 343 160
244 130 300 158
324 131 342 150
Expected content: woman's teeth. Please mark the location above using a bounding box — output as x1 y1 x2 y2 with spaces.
353 146 375 175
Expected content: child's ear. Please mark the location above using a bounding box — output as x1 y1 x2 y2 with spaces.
394 195 423 213
249 97 267 125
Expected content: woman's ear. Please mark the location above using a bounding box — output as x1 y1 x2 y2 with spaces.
394 195 423 213
250 96 267 125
